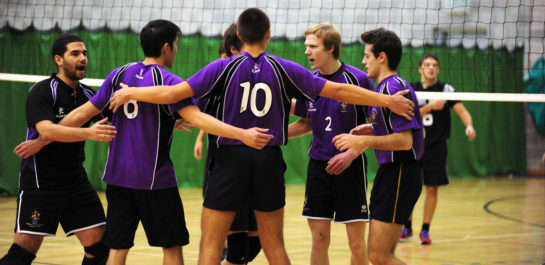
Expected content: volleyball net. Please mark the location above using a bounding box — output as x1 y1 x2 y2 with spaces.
1 0 544 96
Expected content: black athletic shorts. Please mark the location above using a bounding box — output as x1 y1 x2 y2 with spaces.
15 179 105 236
104 185 189 249
302 156 369 223
420 141 449 186
230 205 258 232
203 146 286 212
370 160 422 225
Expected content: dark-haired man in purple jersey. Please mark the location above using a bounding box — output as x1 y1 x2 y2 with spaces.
108 9 415 265
333 28 425 265
288 23 372 265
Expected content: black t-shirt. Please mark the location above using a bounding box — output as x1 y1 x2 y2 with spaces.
411 81 460 145
20 74 107 189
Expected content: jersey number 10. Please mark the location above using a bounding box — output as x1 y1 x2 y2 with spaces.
239 82 272 117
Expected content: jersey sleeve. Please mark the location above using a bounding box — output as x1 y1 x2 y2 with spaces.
444 83 461 108
293 99 309 118
186 59 224 99
280 59 326 101
26 81 55 128
90 69 119 111
388 82 423 133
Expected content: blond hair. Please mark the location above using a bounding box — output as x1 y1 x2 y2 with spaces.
304 23 341 59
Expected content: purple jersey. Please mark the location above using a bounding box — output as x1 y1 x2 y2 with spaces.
293 63 374 161
369 75 424 165
187 52 326 146
90 62 193 190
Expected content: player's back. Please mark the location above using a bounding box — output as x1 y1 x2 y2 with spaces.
91 62 188 190
187 52 325 147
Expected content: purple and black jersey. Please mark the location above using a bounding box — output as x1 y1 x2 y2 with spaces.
90 62 193 190
369 75 424 165
20 74 106 189
293 63 374 161
187 52 326 147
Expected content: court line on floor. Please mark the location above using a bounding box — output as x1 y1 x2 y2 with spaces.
484 194 545 228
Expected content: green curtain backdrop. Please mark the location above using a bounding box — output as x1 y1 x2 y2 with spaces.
0 28 525 194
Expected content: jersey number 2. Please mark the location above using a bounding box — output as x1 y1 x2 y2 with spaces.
239 82 272 117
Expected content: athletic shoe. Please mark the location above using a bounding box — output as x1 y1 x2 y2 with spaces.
399 227 413 241
420 230 432 245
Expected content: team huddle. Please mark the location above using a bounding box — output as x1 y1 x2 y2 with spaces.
2 7 475 265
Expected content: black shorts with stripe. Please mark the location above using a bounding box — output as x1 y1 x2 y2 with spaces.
15 178 105 236
420 141 449 186
370 160 422 225
302 156 369 223
203 146 286 212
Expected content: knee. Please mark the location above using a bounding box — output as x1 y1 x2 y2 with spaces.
426 186 438 197
368 247 390 265
82 241 109 265
348 239 365 258
311 231 330 250
226 232 249 264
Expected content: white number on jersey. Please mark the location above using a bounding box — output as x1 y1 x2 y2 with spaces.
123 99 138 119
239 82 272 117
325 116 332 131
423 113 433 126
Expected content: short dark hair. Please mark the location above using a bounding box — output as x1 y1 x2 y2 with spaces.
360 28 402 71
218 40 226 56
51 34 83 59
223 23 243 57
237 8 270 45
419 53 439 67
140 19 181 57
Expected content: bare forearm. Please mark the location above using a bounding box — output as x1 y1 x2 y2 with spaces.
453 103 473 127
360 131 413 151
196 129 206 141
181 107 245 140
320 81 390 107
127 82 193 104
288 119 312 139
38 124 91 142
420 104 433 116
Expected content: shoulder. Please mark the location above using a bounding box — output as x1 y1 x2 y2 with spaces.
159 68 184 85
79 83 96 95
28 78 55 96
442 82 455 92
391 76 411 91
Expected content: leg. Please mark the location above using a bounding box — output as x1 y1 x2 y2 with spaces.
74 226 106 257
162 246 184 265
13 232 43 254
223 232 249 265
0 233 42 265
75 226 109 265
307 219 331 265
106 249 130 265
345 221 368 265
367 219 405 265
422 185 438 224
254 208 290 265
198 207 236 265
